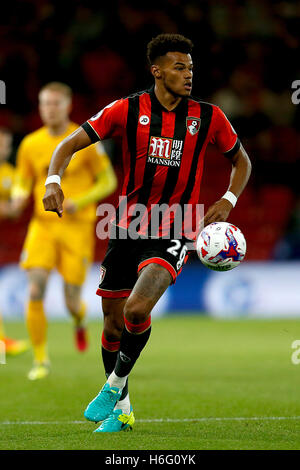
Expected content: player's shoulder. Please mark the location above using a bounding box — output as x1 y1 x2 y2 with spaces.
122 88 150 101
188 96 226 121
20 126 48 146
188 95 219 110
0 161 15 174
92 90 150 113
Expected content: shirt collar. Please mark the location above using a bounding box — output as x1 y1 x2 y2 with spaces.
148 85 188 115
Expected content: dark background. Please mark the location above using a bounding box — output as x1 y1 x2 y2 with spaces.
0 0 299 262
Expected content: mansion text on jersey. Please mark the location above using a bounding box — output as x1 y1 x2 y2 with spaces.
148 137 183 167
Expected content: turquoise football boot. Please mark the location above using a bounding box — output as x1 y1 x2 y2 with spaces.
94 407 135 433
84 383 122 423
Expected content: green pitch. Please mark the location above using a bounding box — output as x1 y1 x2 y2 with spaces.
0 315 300 450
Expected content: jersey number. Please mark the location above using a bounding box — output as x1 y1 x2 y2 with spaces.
167 240 188 271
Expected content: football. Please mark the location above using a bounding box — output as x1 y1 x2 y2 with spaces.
196 222 246 271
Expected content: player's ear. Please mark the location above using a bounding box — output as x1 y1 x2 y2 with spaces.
151 64 162 79
66 98 72 115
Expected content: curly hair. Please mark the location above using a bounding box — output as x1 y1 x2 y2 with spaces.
147 34 194 65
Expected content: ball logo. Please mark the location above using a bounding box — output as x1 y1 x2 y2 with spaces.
139 115 150 125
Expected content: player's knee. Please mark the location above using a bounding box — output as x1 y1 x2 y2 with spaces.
64 284 81 314
102 298 127 339
103 317 123 341
29 281 45 301
103 325 122 342
65 296 78 314
124 299 149 324
102 310 124 339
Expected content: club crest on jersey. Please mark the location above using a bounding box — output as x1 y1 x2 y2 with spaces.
147 137 183 167
186 117 201 135
99 266 106 285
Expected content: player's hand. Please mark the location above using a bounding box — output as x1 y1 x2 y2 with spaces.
43 183 64 217
203 198 233 227
64 199 77 214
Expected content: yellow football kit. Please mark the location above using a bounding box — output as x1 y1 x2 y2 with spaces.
14 122 111 285
0 161 14 203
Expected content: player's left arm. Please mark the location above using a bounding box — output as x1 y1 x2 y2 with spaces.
203 144 252 226
203 106 252 226
9 139 34 218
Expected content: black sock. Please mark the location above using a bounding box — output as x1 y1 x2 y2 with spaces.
101 336 128 399
101 346 118 376
114 318 152 378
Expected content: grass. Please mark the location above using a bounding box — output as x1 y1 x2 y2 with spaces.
0 316 300 450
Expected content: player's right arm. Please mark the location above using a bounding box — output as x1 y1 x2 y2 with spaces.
43 128 92 217
203 106 251 226
43 98 126 217
10 137 34 218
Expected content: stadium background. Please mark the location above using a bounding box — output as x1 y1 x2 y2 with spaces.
0 0 299 318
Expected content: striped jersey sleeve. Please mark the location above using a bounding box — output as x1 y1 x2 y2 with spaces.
81 98 128 142
210 106 240 157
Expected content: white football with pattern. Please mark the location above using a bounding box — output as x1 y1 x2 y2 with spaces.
196 222 246 271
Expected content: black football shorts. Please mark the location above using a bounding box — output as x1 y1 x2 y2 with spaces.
96 235 191 298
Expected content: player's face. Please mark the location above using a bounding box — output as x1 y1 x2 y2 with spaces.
39 90 71 127
156 52 193 97
0 132 12 163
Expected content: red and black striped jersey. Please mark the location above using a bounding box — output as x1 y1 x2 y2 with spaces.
82 86 240 240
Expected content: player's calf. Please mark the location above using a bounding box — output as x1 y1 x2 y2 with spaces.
64 283 89 351
109 263 171 383
28 268 49 301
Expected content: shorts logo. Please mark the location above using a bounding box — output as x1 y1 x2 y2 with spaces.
147 137 183 167
186 117 201 135
139 115 150 125
99 266 106 285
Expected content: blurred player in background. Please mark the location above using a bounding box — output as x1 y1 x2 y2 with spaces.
11 83 117 380
0 127 29 355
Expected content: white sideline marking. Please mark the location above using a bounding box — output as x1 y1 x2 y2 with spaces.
1 416 300 425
